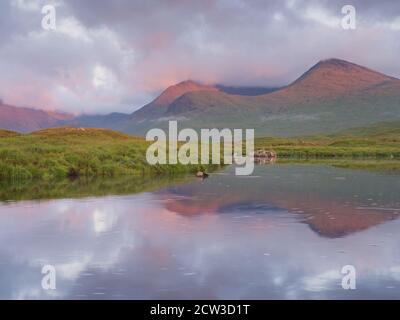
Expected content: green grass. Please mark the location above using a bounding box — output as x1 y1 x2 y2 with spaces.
275 158 400 172
255 121 400 160
1 122 399 183
0 127 219 182
0 129 20 138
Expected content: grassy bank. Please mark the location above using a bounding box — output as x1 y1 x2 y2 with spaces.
0 175 193 201
255 121 400 159
275 158 400 173
0 127 219 182
1 121 400 182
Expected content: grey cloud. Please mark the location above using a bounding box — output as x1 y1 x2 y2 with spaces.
0 0 399 114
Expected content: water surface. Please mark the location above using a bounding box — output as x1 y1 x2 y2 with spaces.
0 164 400 299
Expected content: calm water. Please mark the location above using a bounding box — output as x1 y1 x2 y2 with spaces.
0 164 400 299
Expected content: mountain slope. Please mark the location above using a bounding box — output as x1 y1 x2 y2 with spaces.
67 80 220 131
4 58 400 137
0 102 73 133
274 58 395 100
60 112 128 130
120 58 400 137
132 80 219 119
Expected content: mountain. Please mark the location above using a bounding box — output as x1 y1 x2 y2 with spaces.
0 129 19 137
60 112 128 130
0 102 73 133
2 58 400 136
66 80 220 131
274 58 396 100
117 58 400 136
133 80 218 119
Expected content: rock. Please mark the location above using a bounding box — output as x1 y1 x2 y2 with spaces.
254 149 277 159
253 149 277 164
196 171 209 178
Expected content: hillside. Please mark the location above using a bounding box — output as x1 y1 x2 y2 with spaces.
255 121 400 162
0 120 399 183
0 127 217 181
2 59 400 137
115 59 400 137
0 102 73 132
273 58 396 100
337 121 400 137
132 80 219 119
66 80 221 131
0 129 19 137
60 112 128 131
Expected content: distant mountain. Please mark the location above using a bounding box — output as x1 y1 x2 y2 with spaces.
0 102 73 133
3 58 400 136
65 80 220 131
216 85 280 96
132 80 219 119
60 112 127 130
269 58 397 100
0 129 19 137
116 58 400 136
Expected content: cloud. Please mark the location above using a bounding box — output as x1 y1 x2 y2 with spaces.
302 269 341 292
0 0 399 114
302 6 342 28
11 0 42 12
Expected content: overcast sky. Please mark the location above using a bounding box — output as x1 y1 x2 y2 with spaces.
0 0 399 114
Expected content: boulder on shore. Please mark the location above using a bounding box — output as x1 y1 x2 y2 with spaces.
254 149 277 159
196 171 209 178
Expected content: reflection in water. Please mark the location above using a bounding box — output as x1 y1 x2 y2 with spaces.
0 165 400 299
161 165 400 238
0 175 191 201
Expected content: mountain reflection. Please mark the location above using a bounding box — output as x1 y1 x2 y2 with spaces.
1 165 400 299
157 165 400 238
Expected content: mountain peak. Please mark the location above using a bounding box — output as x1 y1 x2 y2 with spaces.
167 79 215 92
308 58 395 78
311 58 391 75
174 79 202 87
150 80 218 108
317 58 355 67
0 103 74 133
131 79 218 118
281 58 397 99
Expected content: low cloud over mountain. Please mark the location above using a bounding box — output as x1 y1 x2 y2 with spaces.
0 1 400 114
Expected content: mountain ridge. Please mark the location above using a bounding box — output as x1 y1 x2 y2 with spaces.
273 58 398 100
0 102 74 133
2 58 400 136
131 80 219 120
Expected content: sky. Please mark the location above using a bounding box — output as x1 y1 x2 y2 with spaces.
0 0 399 115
